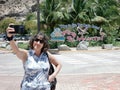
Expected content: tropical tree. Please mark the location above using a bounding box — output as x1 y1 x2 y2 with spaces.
68 0 90 23
83 0 120 44
24 13 37 35
40 0 65 34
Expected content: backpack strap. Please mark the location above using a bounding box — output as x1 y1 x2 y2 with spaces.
46 52 57 90
46 52 54 75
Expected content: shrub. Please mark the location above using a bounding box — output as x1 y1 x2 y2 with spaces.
17 42 29 50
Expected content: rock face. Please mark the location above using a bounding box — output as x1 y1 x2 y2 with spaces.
0 0 37 20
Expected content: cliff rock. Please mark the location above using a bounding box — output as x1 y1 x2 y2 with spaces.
0 0 37 20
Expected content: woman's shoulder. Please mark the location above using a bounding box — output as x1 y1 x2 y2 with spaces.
46 51 54 60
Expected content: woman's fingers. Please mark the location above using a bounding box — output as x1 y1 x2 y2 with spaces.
6 27 15 37
48 75 55 82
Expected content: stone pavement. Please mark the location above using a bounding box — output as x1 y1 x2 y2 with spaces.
1 46 120 90
0 74 120 90
56 74 120 90
0 48 12 54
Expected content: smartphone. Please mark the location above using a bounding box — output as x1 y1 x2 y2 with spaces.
9 25 24 34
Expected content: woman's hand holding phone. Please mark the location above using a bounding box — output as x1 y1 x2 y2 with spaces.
6 24 16 41
6 26 15 37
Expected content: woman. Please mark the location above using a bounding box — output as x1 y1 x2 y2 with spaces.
6 25 62 90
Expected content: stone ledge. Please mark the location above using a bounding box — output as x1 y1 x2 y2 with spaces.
48 49 59 54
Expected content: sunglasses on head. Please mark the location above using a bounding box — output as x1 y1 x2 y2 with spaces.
34 38 44 43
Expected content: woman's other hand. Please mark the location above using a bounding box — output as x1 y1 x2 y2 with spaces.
48 74 55 82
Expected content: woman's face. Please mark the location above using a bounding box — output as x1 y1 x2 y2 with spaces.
33 35 44 51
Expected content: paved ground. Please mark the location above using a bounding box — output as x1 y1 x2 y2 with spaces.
0 74 120 90
0 47 120 90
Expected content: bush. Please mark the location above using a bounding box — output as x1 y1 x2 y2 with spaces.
64 41 78 47
114 41 120 46
49 40 64 49
17 42 29 50
0 17 16 34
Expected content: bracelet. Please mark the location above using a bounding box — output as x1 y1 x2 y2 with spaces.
6 36 13 41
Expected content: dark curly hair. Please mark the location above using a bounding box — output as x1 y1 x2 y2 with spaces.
29 32 50 52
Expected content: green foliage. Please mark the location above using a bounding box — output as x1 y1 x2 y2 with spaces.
114 41 120 46
26 13 36 21
64 41 78 47
49 40 78 48
40 0 67 31
89 40 103 46
48 41 58 49
24 20 37 35
17 42 29 50
24 13 37 35
72 0 87 13
0 17 16 33
91 16 108 24
102 24 117 44
0 0 120 47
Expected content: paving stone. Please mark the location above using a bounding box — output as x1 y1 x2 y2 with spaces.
1 74 120 90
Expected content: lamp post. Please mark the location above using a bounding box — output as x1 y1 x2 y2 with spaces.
37 0 40 33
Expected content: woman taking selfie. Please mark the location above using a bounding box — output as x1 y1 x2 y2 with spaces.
6 25 62 90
